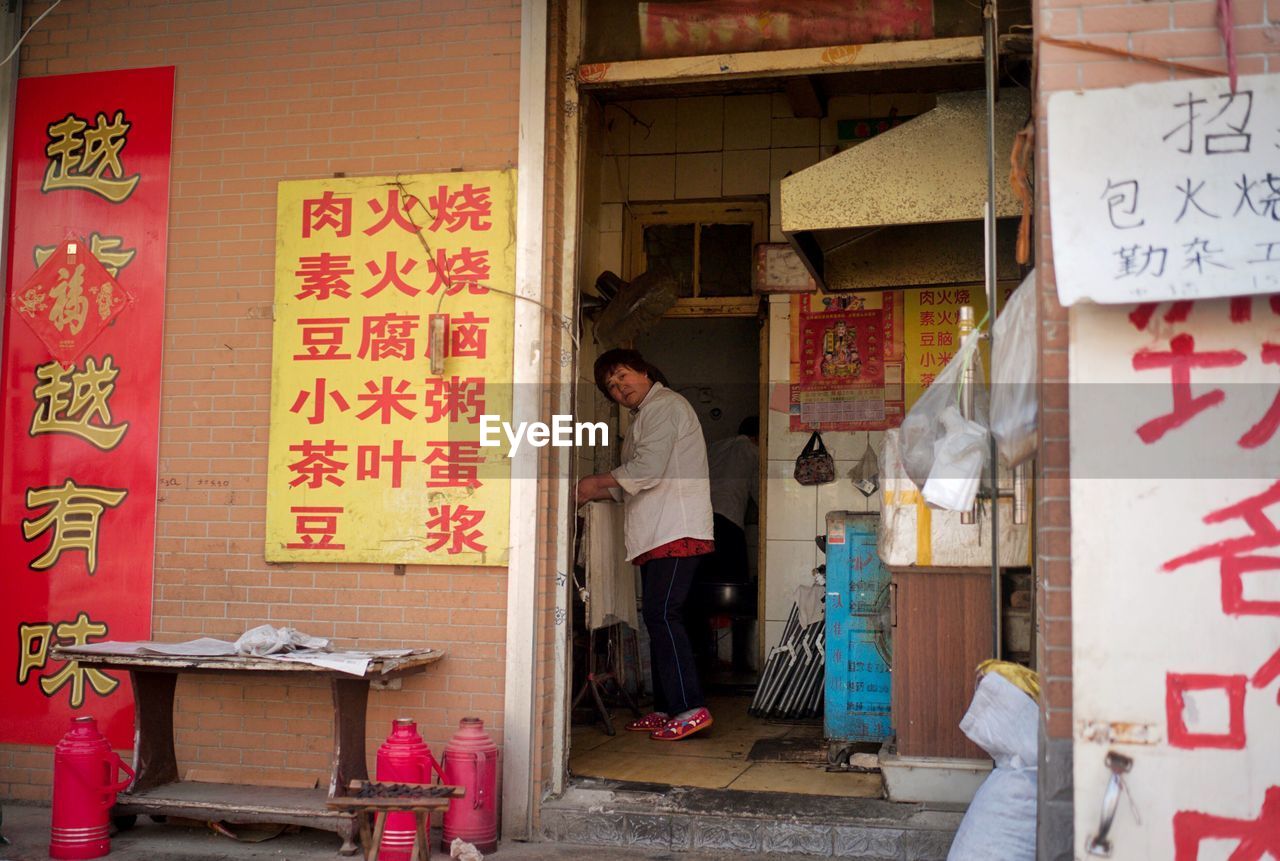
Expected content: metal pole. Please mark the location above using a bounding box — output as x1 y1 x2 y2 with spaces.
983 0 1002 660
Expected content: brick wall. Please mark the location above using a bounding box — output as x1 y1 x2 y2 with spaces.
0 0 523 800
1034 0 1278 856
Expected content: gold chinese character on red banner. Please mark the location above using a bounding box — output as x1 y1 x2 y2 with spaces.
11 238 133 365
42 111 141 203
22 480 128 574
18 614 120 707
31 357 129 450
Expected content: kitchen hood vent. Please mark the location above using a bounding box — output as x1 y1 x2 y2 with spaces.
781 89 1029 291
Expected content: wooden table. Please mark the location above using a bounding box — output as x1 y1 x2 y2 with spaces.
53 646 445 855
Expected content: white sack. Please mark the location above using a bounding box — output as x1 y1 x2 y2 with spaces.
947 673 1038 861
234 625 333 657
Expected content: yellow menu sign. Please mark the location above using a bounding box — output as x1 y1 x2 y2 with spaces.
266 172 515 565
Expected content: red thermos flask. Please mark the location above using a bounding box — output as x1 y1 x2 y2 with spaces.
441 717 499 854
49 716 135 860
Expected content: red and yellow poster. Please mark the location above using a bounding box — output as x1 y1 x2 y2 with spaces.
790 285 1012 430
0 67 174 747
266 172 514 566
790 291 905 431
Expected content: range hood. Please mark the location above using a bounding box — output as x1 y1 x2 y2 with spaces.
781 89 1029 291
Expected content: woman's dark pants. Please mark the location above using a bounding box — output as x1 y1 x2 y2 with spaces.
641 555 707 715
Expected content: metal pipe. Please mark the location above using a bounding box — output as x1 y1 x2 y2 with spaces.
1013 463 1027 525
959 306 977 525
983 0 1003 660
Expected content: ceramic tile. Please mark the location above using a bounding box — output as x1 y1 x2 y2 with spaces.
723 94 772 150
764 539 818 623
603 104 632 156
628 155 675 201
676 96 724 152
570 747 751 789
771 116 820 149
764 460 817 537
766 412 813 460
767 300 791 382
601 156 629 203
728 763 884 797
628 99 678 155
764 619 787 653
675 152 722 199
827 94 871 119
599 202 623 233
721 148 770 196
598 230 623 276
817 465 876 531
771 92 793 118
770 147 819 228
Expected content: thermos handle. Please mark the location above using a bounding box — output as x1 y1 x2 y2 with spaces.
473 747 486 808
104 752 136 803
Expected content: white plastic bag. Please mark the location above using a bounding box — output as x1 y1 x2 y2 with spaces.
922 405 988 511
946 673 1038 861
234 625 332 657
899 331 988 490
990 272 1038 468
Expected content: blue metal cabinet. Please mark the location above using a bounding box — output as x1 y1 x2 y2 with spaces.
823 511 892 742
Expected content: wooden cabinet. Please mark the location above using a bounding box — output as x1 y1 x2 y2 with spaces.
890 567 994 759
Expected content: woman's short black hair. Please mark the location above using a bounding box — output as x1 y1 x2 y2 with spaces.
593 348 668 399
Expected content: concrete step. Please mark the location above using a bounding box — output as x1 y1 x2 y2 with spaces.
540 779 965 859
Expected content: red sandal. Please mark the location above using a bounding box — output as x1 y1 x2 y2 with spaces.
649 707 713 741
625 711 669 732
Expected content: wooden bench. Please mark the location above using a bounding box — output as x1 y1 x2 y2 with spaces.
53 645 445 855
326 781 464 861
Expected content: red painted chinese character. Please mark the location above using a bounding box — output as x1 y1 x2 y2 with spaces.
355 377 417 423
423 441 484 489
355 441 415 488
1132 333 1246 444
289 378 351 425
294 317 351 361
287 439 349 488
424 247 490 295
424 504 486 554
1164 480 1280 618
423 376 485 423
358 313 419 362
426 183 492 232
303 191 352 238
1166 672 1247 750
1239 342 1280 449
362 188 420 236
1173 786 1280 861
295 253 355 301
430 311 488 359
286 506 345 550
363 252 421 298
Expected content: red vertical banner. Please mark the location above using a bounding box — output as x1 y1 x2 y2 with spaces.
0 67 174 747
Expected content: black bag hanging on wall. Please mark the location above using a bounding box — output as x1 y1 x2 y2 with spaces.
794 431 836 486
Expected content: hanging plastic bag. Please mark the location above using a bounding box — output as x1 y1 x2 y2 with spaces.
899 331 988 490
922 405 988 511
947 671 1039 861
990 272 1038 468
852 438 879 497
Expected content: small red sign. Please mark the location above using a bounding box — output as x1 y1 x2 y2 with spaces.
11 237 132 365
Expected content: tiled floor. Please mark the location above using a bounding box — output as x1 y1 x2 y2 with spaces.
569 694 884 798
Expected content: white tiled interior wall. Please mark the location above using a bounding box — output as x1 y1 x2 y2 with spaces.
763 295 883 653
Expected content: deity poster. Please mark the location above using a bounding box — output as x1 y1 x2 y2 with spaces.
0 67 174 747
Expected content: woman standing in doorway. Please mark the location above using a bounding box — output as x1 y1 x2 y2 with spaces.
575 348 715 741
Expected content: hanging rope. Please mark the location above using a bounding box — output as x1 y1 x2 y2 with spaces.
1217 0 1238 93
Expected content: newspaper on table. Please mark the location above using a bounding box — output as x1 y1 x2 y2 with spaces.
61 638 416 676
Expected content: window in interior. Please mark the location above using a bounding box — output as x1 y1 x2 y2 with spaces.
626 202 766 313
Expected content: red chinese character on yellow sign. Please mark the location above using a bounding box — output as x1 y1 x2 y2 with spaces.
11 237 133 365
